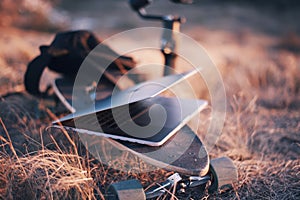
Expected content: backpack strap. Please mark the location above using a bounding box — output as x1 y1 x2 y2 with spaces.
24 47 51 96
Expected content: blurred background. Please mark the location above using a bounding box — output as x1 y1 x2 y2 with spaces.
1 0 300 95
0 1 299 199
1 0 300 35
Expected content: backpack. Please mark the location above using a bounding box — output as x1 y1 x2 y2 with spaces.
24 30 135 96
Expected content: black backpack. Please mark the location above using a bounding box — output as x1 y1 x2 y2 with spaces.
24 30 135 96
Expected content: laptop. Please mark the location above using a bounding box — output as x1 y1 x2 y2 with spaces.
53 70 207 146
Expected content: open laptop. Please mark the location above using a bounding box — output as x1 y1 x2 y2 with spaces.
53 70 208 146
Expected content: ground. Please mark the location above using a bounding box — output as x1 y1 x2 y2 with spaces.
0 0 299 199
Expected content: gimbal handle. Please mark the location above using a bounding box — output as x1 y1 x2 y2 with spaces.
128 0 189 75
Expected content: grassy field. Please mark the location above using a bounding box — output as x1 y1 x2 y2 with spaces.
0 0 300 199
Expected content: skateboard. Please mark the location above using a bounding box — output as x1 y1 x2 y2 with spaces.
52 72 238 199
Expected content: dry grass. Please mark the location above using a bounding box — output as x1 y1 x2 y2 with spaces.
0 150 94 199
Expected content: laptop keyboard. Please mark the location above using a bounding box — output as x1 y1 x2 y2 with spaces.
84 100 151 131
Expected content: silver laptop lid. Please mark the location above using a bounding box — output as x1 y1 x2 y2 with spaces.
94 69 197 111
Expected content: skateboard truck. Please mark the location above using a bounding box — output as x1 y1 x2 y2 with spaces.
145 173 182 199
144 173 211 199
106 157 238 200
129 0 188 76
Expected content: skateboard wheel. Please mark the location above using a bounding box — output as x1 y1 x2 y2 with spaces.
106 179 146 200
208 156 238 193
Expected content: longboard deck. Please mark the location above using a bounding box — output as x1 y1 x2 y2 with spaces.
64 124 209 176
52 71 209 175
107 125 209 176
